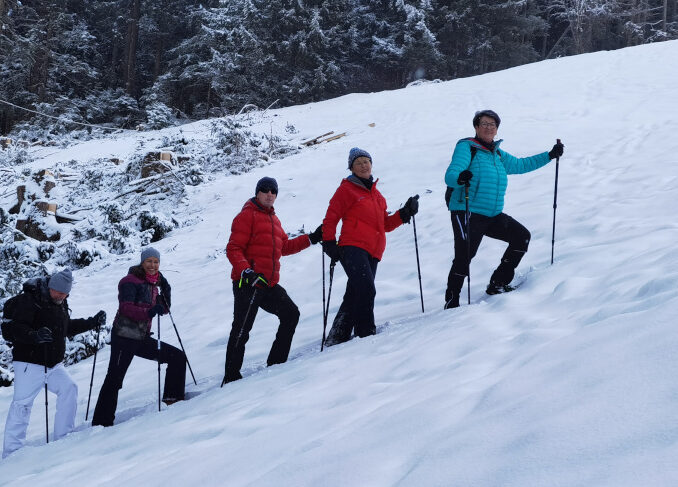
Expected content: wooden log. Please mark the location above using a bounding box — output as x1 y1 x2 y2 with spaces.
301 131 334 146
319 132 347 144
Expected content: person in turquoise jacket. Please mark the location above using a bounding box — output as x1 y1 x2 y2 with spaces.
443 110 564 309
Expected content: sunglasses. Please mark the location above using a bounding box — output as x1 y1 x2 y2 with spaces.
259 187 278 195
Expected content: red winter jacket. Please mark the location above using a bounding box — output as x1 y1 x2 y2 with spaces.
322 176 403 260
227 198 311 286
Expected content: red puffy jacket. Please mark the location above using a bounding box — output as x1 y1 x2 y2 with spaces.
322 176 403 260
227 198 310 286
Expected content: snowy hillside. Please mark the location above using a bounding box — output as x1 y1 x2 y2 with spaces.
1 40 678 486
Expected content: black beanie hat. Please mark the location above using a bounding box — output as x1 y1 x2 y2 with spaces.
255 177 278 195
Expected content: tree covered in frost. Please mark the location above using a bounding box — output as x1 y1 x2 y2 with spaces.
0 0 676 133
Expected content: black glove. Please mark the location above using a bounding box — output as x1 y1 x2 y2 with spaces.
31 327 53 344
93 310 106 327
548 141 564 160
399 195 419 224
308 224 323 245
322 240 341 262
147 304 165 318
240 269 269 289
457 170 473 186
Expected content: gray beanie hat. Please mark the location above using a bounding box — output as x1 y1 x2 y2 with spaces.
48 268 73 294
140 247 161 264
347 147 372 170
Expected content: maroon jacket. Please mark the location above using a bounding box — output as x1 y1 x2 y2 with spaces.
227 198 310 286
113 265 171 340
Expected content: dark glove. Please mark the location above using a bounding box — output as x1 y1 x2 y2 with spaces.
93 310 106 327
322 240 341 262
308 224 323 245
147 304 165 318
457 170 473 186
31 327 53 344
548 141 564 160
240 269 269 289
399 195 420 224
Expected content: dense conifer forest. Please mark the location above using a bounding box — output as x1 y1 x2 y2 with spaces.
1 0 676 135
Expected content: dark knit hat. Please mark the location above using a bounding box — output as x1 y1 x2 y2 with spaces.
140 247 161 264
48 268 73 294
473 110 501 128
255 177 278 195
347 147 372 170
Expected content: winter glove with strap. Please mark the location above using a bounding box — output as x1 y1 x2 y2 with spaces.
308 224 323 245
30 327 53 344
148 304 165 318
548 141 564 160
322 241 341 262
240 269 269 289
399 195 419 224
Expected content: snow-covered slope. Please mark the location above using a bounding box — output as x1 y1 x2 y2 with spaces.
1 40 678 486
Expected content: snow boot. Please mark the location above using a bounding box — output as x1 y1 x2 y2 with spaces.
485 280 518 295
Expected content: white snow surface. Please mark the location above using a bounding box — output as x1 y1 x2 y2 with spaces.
2 41 678 486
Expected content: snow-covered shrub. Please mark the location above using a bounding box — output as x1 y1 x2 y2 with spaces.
145 102 176 130
137 211 177 242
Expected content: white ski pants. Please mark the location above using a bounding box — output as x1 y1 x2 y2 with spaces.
2 361 78 458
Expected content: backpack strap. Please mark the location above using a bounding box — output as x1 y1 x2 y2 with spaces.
445 144 478 207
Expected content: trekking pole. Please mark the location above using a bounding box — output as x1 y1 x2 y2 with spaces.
551 138 562 265
157 314 161 411
321 259 337 351
221 288 258 387
85 323 101 421
321 250 327 349
412 215 424 313
160 295 197 385
464 182 471 305
43 346 49 444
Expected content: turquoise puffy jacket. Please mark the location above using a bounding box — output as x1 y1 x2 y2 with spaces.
445 138 550 217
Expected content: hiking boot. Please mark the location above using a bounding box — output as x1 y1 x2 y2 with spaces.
444 294 460 309
162 397 184 406
485 281 516 295
224 371 243 384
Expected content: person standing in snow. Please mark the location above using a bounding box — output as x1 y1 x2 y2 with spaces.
321 148 419 346
223 177 322 384
2 269 105 458
443 110 564 309
92 248 186 426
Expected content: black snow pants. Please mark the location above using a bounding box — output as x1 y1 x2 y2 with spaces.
224 282 300 382
445 211 531 302
325 245 379 347
92 331 186 426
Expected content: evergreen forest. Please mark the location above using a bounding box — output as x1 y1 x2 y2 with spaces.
1 0 676 135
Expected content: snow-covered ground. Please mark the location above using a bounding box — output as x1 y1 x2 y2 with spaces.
1 40 678 486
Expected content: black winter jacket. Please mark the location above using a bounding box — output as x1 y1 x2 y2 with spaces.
10 278 97 368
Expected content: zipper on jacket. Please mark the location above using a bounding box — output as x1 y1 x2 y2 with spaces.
269 213 276 283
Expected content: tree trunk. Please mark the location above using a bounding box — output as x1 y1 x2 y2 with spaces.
124 0 142 96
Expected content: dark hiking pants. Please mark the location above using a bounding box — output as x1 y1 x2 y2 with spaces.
325 246 379 346
225 282 300 381
92 331 186 426
446 211 530 301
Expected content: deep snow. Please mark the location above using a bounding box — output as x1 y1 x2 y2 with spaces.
1 40 678 486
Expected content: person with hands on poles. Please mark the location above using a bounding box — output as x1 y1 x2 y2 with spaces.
2 268 105 458
321 147 419 346
91 247 187 427
223 177 321 384
443 110 564 309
